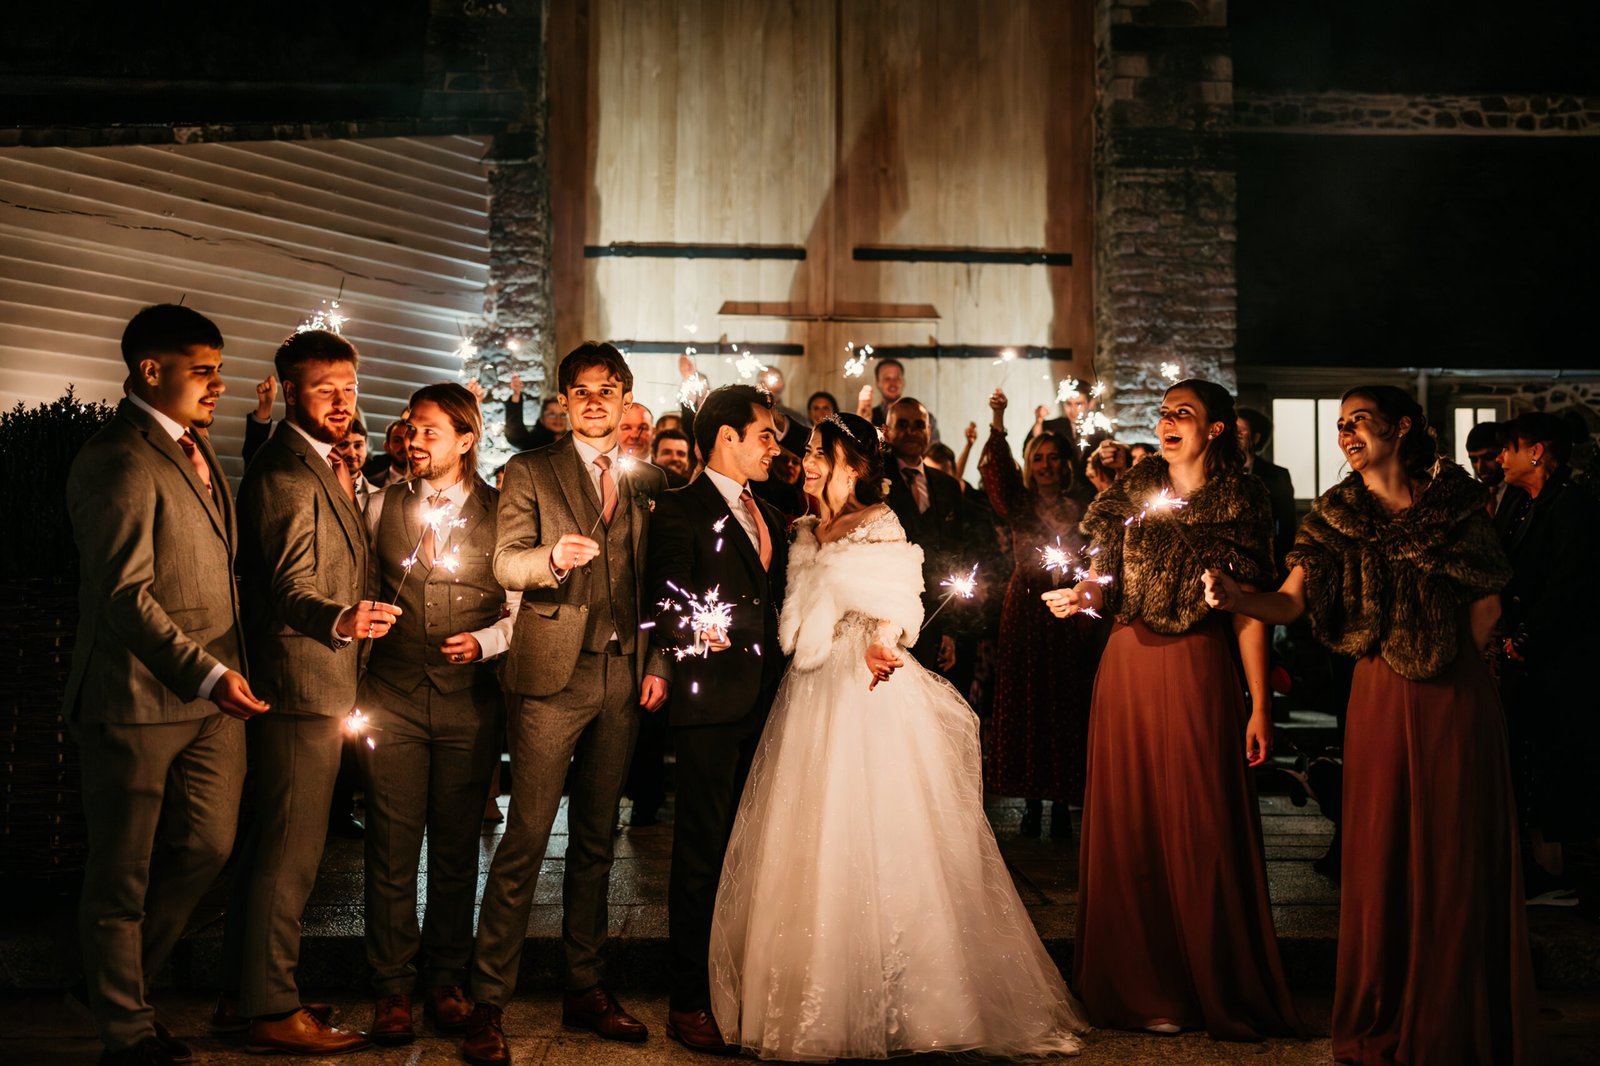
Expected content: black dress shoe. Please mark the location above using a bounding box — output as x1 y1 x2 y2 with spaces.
630 806 659 828
99 1036 173 1065
153 1021 193 1063
327 814 365 840
1049 802 1072 840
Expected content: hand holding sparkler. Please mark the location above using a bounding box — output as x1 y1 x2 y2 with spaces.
989 388 1008 430
337 599 403 641
865 641 904 691
856 384 875 419
254 375 278 421
1201 568 1243 612
551 534 602 571
211 670 270 721
1041 584 1102 620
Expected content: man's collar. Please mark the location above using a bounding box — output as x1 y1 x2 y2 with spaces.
896 457 924 473
126 392 187 441
572 435 619 465
418 477 469 506
703 466 747 504
285 419 336 461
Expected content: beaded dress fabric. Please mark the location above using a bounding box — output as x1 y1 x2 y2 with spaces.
709 508 1086 1060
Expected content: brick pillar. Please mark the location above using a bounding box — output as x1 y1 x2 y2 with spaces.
423 0 554 462
1094 0 1236 437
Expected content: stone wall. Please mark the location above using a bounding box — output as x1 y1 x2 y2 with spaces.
1235 89 1600 135
1094 0 1236 438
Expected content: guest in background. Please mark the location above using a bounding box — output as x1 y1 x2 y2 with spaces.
358 384 516 1046
1237 407 1298 574
1467 420 1526 527
805 390 838 424
883 397 967 684
1204 385 1533 1062
367 418 413 489
751 445 806 521
655 411 683 435
652 428 692 488
758 367 811 454
225 328 398 1054
323 416 377 843
1497 411 1600 908
1128 441 1156 463
242 372 277 466
331 417 375 516
942 421 978 482
504 372 568 451
979 392 1092 840
1047 379 1300 1040
859 358 940 442
619 402 654 461
66 305 268 1066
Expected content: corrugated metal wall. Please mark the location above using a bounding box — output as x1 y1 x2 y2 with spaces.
0 136 491 480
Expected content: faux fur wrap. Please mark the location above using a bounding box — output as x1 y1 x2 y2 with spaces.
1082 458 1275 635
1288 461 1510 681
779 518 926 671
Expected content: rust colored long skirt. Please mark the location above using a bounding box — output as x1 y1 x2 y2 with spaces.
1074 618 1301 1040
1333 650 1536 1064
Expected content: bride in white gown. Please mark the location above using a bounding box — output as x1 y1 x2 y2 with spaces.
709 413 1087 1061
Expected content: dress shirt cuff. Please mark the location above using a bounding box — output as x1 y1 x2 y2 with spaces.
198 661 229 701
332 607 354 648
472 592 521 660
550 560 570 584
248 413 271 425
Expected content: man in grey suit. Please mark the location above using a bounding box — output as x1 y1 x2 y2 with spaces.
461 343 670 1066
65 304 270 1066
358 384 517 1046
222 328 399 1055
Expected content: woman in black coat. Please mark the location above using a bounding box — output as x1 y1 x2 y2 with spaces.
1496 411 1600 901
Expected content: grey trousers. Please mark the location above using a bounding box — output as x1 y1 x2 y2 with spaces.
359 670 502 994
73 713 244 1053
470 651 639 1005
219 712 343 1017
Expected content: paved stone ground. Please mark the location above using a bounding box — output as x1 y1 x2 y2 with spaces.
6 988 1600 1064
3 793 1598 1062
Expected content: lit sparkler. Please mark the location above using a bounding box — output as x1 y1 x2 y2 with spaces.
923 563 979 627
843 342 872 379
678 346 708 410
393 491 467 601
1123 487 1189 528
296 299 347 335
658 581 735 658
345 707 380 749
1056 377 1082 404
733 346 767 381
712 515 729 553
1159 360 1182 383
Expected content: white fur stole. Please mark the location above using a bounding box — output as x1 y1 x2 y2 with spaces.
778 522 926 671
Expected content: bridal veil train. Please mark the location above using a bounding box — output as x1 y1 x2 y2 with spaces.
709 509 1087 1060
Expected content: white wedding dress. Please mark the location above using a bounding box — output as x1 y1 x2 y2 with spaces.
709 509 1087 1060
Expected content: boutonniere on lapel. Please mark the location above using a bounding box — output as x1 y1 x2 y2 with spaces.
614 456 655 511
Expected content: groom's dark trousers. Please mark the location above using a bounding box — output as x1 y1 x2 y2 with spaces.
646 474 787 1012
63 400 247 1055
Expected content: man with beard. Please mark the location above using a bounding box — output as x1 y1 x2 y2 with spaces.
652 428 692 487
358 384 517 1046
461 343 669 1065
222 329 399 1054
66 305 270 1066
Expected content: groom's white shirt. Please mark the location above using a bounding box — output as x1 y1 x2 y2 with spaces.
703 467 762 552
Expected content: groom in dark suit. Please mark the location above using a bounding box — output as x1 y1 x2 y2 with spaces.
646 384 787 1054
461 343 670 1066
65 305 270 1066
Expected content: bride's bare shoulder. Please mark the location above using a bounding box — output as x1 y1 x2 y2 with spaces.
816 503 900 545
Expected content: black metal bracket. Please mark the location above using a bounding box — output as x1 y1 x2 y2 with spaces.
853 246 1072 266
584 243 806 260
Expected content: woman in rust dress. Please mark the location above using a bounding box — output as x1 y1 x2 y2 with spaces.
1045 378 1300 1040
1204 385 1535 1064
978 390 1093 839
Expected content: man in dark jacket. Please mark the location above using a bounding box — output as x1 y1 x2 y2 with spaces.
1237 407 1298 575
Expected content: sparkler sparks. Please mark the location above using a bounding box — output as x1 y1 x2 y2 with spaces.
344 707 380 749
843 342 872 378
924 563 979 627
1159 361 1182 383
678 346 708 410
1123 487 1189 527
712 515 729 553
659 581 735 659
1056 378 1082 404
296 299 346 334
733 347 767 381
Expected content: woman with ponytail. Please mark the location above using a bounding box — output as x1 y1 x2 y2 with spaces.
1203 385 1535 1063
1045 378 1301 1041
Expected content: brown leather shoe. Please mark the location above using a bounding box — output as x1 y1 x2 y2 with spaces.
370 992 415 1046
460 1003 509 1066
244 1007 370 1056
666 1008 739 1056
210 996 335 1034
561 983 647 1043
426 985 474 1033
152 1021 193 1063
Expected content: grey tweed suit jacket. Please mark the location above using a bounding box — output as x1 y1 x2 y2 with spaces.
63 400 244 724
236 421 371 716
495 436 670 697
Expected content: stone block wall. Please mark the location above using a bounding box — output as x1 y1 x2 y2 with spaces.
1094 0 1237 439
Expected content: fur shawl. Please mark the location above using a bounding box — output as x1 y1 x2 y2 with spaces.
779 516 926 671
1288 461 1510 681
1082 458 1275 635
